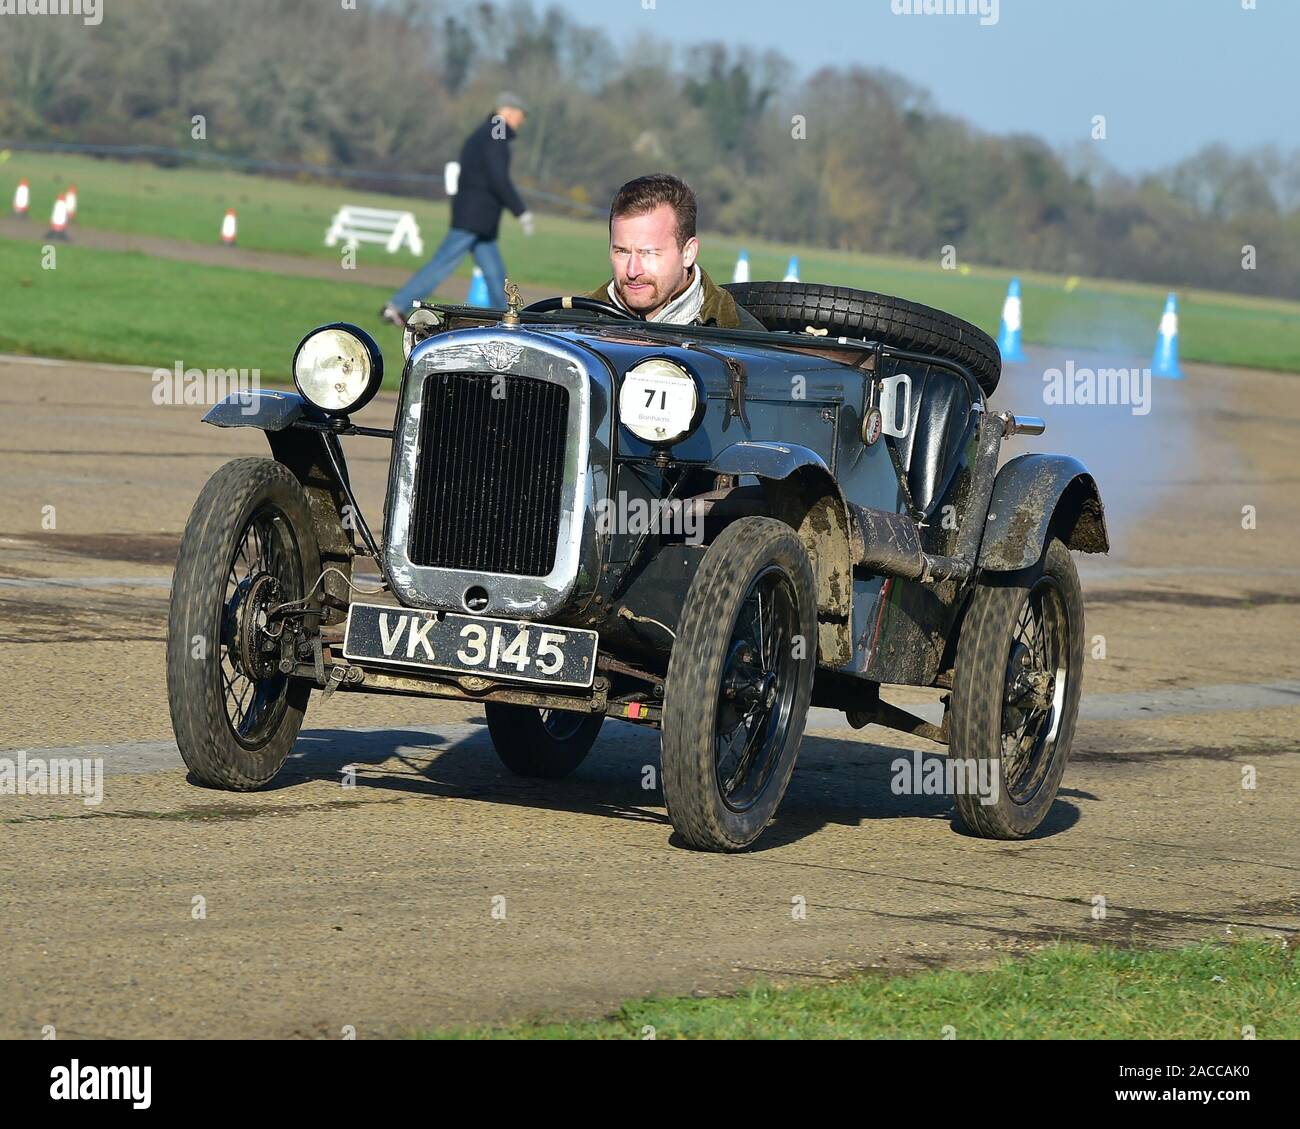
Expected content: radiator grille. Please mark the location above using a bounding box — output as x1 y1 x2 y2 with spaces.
407 372 569 576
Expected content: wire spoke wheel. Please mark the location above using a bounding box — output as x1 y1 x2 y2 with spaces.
167 459 320 791
949 538 1084 839
219 505 302 747
714 568 800 812
662 518 817 852
485 703 603 778
999 577 1069 803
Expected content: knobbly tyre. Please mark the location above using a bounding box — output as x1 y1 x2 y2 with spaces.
166 279 1108 851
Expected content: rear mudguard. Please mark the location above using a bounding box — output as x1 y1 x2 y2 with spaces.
979 454 1108 572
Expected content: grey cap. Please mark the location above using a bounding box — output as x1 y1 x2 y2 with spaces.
496 92 527 113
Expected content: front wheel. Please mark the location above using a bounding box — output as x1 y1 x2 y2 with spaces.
661 518 817 852
166 458 320 790
949 538 1084 838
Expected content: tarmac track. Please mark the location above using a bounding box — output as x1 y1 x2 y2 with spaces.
1 347 1298 1038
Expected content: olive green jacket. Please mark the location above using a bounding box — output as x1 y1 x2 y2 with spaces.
584 267 763 330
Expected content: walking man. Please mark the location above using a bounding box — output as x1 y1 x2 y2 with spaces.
381 94 534 326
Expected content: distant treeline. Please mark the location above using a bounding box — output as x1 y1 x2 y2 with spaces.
2 0 1297 298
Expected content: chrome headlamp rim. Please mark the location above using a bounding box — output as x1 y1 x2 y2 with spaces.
403 307 445 360
618 356 706 447
291 322 385 417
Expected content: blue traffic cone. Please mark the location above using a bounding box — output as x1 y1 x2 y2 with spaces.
997 277 1027 363
783 256 801 283
1151 292 1184 379
732 249 750 284
467 266 491 307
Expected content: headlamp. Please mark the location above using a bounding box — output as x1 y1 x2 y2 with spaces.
292 324 384 416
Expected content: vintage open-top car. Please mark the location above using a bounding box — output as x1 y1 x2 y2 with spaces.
166 279 1108 851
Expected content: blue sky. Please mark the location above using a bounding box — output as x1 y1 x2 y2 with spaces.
557 0 1299 173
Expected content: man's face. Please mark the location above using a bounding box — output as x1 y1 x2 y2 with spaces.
498 106 526 131
609 204 699 318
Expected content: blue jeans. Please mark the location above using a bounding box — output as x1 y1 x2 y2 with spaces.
389 227 507 312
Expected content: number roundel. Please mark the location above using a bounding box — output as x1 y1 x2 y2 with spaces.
619 358 703 446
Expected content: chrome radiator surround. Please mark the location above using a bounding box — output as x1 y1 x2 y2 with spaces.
384 329 597 619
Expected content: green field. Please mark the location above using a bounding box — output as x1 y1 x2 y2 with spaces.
424 939 1299 1040
0 237 397 378
3 151 1300 374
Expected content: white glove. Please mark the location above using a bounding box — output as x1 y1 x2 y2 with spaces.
520 211 535 237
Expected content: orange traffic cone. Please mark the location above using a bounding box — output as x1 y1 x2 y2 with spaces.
220 209 237 246
65 185 78 221
12 178 29 218
47 194 70 240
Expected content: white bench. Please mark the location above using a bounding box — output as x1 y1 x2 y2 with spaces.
325 206 424 256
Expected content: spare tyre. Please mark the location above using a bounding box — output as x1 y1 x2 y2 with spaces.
724 281 1001 397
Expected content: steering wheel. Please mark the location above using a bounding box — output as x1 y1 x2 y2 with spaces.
522 296 635 321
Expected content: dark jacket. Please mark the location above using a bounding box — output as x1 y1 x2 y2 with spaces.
585 267 764 331
451 114 527 242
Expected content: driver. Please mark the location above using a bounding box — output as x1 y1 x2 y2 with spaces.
584 174 764 331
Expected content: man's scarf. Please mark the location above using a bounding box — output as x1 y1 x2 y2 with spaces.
606 263 705 325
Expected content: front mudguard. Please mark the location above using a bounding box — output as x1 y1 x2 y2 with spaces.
202 388 327 432
204 391 357 623
978 454 1108 572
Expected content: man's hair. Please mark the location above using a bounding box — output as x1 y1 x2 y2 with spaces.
609 173 697 249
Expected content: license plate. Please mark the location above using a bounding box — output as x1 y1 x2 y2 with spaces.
342 603 598 689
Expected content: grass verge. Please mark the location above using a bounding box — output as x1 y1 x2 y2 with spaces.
422 939 1299 1040
0 237 401 380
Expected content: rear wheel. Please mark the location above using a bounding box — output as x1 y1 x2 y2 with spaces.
166 458 319 790
949 538 1084 838
484 703 603 778
661 518 817 852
